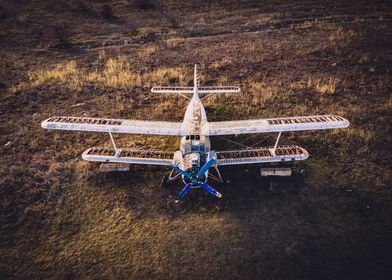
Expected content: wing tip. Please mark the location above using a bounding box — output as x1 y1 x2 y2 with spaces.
297 146 309 160
41 116 60 129
81 148 92 160
333 115 350 128
41 118 51 129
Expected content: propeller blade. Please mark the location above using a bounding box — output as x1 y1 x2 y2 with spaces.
197 158 216 178
200 183 222 198
170 165 191 178
175 183 193 203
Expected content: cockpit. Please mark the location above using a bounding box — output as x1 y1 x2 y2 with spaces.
181 134 210 153
185 135 200 141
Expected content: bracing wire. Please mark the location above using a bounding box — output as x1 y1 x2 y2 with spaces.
216 133 276 157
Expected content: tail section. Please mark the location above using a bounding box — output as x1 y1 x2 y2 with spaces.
151 64 240 99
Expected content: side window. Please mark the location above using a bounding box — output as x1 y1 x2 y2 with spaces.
195 135 200 140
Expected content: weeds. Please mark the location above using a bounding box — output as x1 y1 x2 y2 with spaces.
27 56 186 90
137 44 157 58
329 26 358 44
165 38 182 49
28 61 82 90
290 76 339 95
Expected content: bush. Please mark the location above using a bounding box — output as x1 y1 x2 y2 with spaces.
101 4 114 20
0 6 7 21
168 16 178 29
51 24 71 47
69 0 89 13
134 0 155 10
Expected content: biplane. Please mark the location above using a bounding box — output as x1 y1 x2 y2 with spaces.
42 65 349 202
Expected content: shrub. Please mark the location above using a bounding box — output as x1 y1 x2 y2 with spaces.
168 16 178 29
101 4 114 20
134 0 155 10
0 6 7 21
51 24 71 47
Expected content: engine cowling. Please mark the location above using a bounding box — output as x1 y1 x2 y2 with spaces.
182 152 207 185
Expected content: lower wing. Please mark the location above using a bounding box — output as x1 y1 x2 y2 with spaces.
216 145 308 166
82 147 174 166
206 115 349 135
41 116 183 136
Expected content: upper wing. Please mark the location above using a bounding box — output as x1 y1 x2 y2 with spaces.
41 116 183 136
206 115 349 135
216 145 308 166
82 147 174 166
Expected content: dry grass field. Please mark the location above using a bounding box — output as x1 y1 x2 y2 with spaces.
1 0 392 279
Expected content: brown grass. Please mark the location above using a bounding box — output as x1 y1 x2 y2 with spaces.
290 76 339 95
1 1 392 279
25 56 187 91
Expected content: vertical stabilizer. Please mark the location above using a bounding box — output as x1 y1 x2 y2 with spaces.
194 64 198 88
193 64 199 98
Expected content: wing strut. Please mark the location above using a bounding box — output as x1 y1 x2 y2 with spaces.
272 131 282 156
109 132 119 157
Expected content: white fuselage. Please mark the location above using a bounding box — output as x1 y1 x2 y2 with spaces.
179 87 211 174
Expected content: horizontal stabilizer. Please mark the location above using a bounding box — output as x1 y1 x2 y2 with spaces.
151 86 240 94
151 86 194 94
198 86 240 94
82 147 174 166
216 145 308 166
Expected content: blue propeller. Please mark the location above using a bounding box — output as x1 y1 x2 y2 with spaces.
200 183 222 198
170 158 222 202
197 158 216 178
175 183 193 203
170 164 192 178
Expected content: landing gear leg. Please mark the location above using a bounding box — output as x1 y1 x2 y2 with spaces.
160 169 180 188
214 166 224 183
160 174 170 189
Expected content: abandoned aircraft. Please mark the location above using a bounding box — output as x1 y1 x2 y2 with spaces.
41 65 349 202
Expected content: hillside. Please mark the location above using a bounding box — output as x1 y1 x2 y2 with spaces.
1 0 392 279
